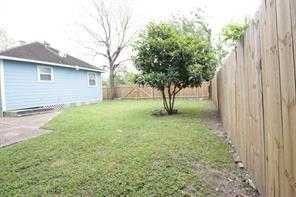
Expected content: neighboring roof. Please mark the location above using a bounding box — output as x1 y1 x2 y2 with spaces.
0 42 104 72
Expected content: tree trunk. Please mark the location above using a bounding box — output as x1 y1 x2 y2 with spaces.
208 81 212 99
167 94 177 115
161 90 169 112
109 68 116 99
161 89 176 115
167 96 174 115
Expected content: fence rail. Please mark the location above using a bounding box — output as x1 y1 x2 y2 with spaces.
103 83 209 99
211 0 296 196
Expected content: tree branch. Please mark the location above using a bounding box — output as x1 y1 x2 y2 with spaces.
80 24 108 46
171 86 183 110
168 84 172 111
112 58 130 70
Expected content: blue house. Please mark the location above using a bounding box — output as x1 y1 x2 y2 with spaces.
0 42 104 116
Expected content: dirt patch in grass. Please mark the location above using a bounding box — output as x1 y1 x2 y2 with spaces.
50 160 69 168
193 161 247 196
95 148 104 155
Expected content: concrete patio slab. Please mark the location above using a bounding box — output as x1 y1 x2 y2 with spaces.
0 112 59 148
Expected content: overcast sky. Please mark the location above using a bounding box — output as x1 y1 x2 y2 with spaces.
0 0 261 74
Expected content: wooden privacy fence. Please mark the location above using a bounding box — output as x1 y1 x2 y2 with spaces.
103 83 209 99
211 0 296 196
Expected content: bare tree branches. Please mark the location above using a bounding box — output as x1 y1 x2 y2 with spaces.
80 0 134 99
0 27 16 51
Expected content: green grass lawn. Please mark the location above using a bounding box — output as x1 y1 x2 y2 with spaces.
0 100 247 196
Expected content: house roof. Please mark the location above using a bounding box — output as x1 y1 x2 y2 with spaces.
0 42 104 72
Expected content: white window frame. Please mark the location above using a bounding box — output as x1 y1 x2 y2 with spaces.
87 72 97 87
37 65 54 82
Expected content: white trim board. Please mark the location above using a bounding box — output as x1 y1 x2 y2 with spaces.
0 55 105 73
100 73 103 102
0 59 6 111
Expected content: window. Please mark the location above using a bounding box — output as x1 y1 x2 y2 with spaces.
38 66 53 82
88 72 97 87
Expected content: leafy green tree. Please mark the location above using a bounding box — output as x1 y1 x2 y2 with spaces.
103 71 136 85
103 79 109 86
220 19 249 43
133 23 216 115
124 72 136 84
114 72 136 85
216 18 249 63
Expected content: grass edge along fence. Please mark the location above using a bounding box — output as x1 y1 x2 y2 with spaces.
103 83 209 99
211 0 296 196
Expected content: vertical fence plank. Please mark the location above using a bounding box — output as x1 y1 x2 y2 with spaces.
230 53 237 148
245 19 254 181
276 0 296 195
244 22 252 173
289 0 296 191
261 0 283 195
253 12 266 194
237 41 247 165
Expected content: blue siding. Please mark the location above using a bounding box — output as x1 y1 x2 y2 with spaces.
3 60 102 110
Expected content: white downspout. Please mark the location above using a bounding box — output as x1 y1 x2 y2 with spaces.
100 73 103 102
0 59 6 114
